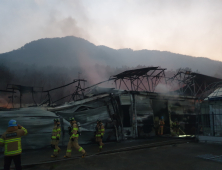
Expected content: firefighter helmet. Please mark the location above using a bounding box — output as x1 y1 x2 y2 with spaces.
69 117 75 121
8 120 17 127
54 118 60 122
97 119 101 123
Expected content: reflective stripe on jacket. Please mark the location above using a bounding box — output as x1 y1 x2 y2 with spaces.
96 123 105 137
70 123 79 140
51 125 61 140
0 126 28 156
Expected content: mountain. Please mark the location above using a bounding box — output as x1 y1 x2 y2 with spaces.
0 36 221 76
1 36 222 106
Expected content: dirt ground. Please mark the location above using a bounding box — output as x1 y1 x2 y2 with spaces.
24 142 222 170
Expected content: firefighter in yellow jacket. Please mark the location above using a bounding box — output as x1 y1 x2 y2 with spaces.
172 119 180 136
158 116 165 135
64 117 86 158
0 119 28 170
51 118 61 158
95 119 105 151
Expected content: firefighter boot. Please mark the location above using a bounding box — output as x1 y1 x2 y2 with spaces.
99 143 104 151
98 146 103 152
82 152 86 158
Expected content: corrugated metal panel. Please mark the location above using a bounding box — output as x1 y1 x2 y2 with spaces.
135 95 153 116
0 107 70 151
57 106 111 125
48 94 109 112
56 99 107 114
73 106 111 127
120 94 131 105
135 95 154 135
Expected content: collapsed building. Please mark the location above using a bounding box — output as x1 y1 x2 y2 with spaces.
0 67 222 151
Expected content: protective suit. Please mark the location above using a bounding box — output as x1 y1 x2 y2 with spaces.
51 118 61 158
172 119 180 136
158 117 165 135
64 117 86 158
95 120 105 151
0 120 28 170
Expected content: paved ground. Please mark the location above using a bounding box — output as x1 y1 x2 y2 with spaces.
25 142 222 170
2 137 221 170
0 137 179 169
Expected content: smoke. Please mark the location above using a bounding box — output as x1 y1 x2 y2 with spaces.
155 84 172 93
42 15 90 41
77 52 105 85
0 0 91 53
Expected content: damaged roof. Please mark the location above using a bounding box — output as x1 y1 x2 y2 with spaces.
111 67 164 79
204 87 222 101
190 73 222 85
85 86 121 97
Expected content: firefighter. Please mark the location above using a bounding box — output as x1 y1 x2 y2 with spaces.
0 119 28 170
64 117 86 158
171 119 176 136
173 119 180 136
51 118 61 158
158 116 165 135
154 117 159 135
95 119 105 151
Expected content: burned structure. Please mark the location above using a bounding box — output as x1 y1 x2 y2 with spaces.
110 67 166 92
39 79 86 106
1 66 222 150
46 67 198 143
166 69 222 97
6 84 43 108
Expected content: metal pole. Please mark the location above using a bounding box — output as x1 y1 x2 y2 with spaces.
130 79 133 91
119 79 122 89
48 92 51 106
134 94 138 137
193 79 196 97
212 112 215 136
122 79 130 91
20 92 22 108
12 89 14 108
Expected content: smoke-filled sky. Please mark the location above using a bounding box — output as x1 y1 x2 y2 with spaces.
0 0 222 61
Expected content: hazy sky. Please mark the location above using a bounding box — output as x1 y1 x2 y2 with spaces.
0 0 222 61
